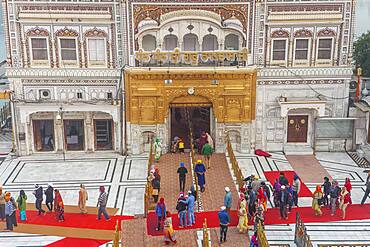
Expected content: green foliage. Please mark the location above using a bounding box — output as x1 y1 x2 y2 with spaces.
354 31 370 77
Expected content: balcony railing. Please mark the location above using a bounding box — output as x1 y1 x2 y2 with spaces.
135 48 249 67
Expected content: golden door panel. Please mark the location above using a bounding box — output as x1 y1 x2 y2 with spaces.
139 98 156 124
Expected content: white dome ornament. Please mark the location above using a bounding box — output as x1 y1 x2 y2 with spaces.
188 87 195 95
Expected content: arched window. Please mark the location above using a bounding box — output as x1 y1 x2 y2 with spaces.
163 35 178 51
183 33 199 51
142 34 156 51
224 34 239 50
202 34 218 51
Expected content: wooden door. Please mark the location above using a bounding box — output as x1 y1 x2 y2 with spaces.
287 115 308 143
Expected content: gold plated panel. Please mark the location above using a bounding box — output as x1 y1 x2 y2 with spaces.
125 67 257 125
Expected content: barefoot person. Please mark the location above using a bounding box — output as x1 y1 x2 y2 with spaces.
361 172 370 205
339 187 351 219
194 160 206 192
45 183 54 212
237 196 248 233
97 186 110 221
54 189 65 222
201 141 213 169
163 212 177 245
16 190 27 221
78 184 88 214
154 137 162 162
33 184 45 216
312 185 323 216
155 197 166 231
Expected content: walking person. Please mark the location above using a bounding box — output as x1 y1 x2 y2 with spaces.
163 212 177 245
292 174 301 207
344 178 352 204
78 184 88 214
322 177 331 207
224 187 232 215
312 185 323 216
10 197 17 228
237 197 248 233
154 137 162 162
194 160 206 192
152 168 161 203
339 187 351 219
329 180 340 216
54 189 65 222
279 172 289 186
33 184 45 215
178 139 185 154
16 190 27 221
0 186 5 221
206 132 214 149
201 141 213 169
97 186 110 221
361 172 370 205
247 186 257 219
176 193 187 228
279 185 288 220
261 181 272 208
155 197 166 231
218 206 230 243
4 192 15 231
177 162 188 192
253 205 264 232
45 183 54 212
273 179 281 208
257 186 267 212
185 191 195 226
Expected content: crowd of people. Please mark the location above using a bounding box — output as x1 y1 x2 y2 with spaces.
0 183 109 231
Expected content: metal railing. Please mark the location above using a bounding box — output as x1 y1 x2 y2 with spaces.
294 212 313 247
225 134 244 189
144 139 154 217
257 221 270 247
202 218 210 247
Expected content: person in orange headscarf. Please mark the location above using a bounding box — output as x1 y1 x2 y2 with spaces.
54 189 65 222
312 185 323 216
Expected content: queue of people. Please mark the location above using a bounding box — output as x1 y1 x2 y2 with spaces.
0 183 110 231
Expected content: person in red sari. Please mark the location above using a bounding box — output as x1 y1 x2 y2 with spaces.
54 190 65 222
344 178 352 204
339 187 351 219
257 187 267 212
197 132 207 154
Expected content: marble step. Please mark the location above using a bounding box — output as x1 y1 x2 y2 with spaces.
284 144 313 155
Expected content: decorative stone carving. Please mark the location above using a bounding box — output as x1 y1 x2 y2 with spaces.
294 29 313 38
271 29 289 38
318 28 336 37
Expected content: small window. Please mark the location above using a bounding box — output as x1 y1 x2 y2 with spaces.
77 92 83 99
317 38 332 60
60 38 77 61
31 38 48 60
107 92 113 99
295 39 309 60
272 40 286 61
88 38 105 62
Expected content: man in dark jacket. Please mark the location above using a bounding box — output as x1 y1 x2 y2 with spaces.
176 193 187 227
322 177 331 206
279 185 288 219
33 184 45 215
97 186 110 220
279 172 289 186
329 180 340 216
44 183 54 212
218 206 230 243
177 162 188 192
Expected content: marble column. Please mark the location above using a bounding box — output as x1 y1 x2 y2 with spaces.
85 112 93 152
55 115 64 153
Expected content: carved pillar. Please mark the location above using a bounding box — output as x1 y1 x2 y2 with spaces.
108 41 113 68
85 112 93 152
55 115 64 152
21 39 28 68
250 119 256 153
51 39 57 68
79 40 85 68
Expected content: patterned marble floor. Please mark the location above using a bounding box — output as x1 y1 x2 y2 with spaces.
0 152 148 246
232 151 370 246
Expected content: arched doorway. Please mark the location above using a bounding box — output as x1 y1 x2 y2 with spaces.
169 95 213 150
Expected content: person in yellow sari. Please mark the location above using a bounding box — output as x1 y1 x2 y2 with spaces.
163 214 177 245
312 185 323 216
237 199 248 233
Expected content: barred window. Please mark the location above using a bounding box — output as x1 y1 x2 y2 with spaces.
88 38 105 61
317 38 333 60
295 39 309 60
60 38 77 61
272 40 286 61
31 38 48 60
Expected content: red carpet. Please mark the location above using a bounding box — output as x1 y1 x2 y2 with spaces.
263 203 370 225
147 204 370 236
44 237 109 247
264 171 312 197
147 210 239 236
18 210 134 230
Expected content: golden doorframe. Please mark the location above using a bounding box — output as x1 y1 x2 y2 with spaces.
124 67 257 125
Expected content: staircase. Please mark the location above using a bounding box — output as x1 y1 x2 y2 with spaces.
284 143 313 155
